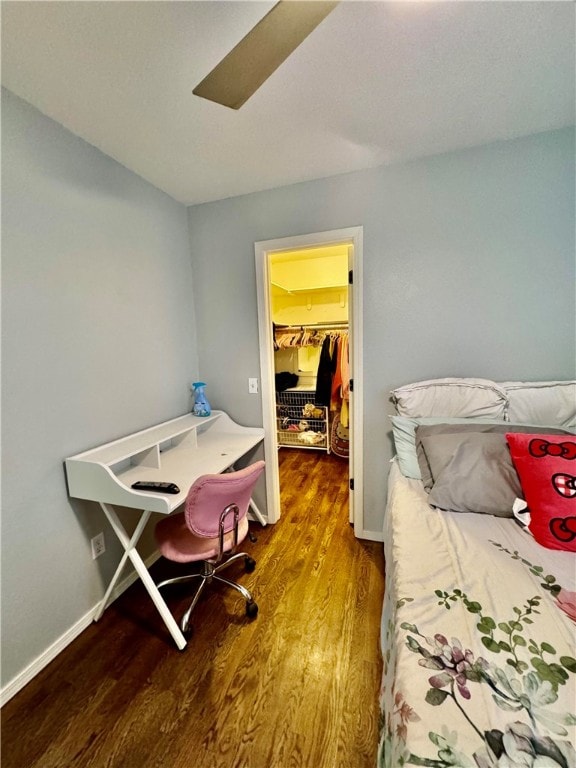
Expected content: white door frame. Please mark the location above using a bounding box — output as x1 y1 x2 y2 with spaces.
254 226 364 537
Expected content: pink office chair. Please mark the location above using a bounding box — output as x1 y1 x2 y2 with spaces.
155 460 265 637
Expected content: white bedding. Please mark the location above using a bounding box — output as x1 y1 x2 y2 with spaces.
378 460 576 767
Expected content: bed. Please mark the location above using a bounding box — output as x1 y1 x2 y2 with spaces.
378 378 576 768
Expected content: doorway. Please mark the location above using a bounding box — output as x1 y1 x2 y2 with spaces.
254 227 364 537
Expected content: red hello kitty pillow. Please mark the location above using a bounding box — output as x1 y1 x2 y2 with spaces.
506 433 576 552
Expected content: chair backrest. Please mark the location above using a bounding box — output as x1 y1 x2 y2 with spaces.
184 461 265 538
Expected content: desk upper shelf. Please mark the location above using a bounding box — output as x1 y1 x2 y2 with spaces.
65 411 265 514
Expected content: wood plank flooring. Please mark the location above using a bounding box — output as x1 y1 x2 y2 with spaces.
1 450 385 768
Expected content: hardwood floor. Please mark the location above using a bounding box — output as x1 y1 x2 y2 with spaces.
1 450 385 768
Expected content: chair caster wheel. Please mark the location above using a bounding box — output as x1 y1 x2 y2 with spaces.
246 600 258 618
244 556 256 573
181 625 193 641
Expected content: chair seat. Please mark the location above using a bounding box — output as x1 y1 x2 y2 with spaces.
155 510 250 563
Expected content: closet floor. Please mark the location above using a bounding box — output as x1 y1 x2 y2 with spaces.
1 449 385 768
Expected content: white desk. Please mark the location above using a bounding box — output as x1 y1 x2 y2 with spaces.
65 411 265 649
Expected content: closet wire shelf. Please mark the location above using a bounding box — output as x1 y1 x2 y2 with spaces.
276 390 329 453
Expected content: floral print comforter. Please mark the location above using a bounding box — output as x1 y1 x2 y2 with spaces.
379 461 576 768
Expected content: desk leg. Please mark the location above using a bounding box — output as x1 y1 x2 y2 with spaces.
95 503 188 650
248 499 267 526
94 506 149 621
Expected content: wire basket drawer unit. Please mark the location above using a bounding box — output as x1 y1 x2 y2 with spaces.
276 389 329 452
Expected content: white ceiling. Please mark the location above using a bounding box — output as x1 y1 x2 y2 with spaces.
2 1 574 206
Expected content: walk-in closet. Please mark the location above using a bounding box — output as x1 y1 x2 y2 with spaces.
270 245 351 503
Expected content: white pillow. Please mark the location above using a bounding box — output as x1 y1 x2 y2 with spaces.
390 378 508 419
500 381 576 428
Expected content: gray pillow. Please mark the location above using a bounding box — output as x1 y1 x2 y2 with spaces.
422 432 521 517
390 415 507 480
417 425 573 517
416 423 571 492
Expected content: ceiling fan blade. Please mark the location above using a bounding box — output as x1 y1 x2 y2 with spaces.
193 1 339 110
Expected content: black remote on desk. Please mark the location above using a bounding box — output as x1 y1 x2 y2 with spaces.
131 481 180 494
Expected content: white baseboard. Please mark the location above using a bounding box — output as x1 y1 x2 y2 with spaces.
0 551 161 707
357 529 385 542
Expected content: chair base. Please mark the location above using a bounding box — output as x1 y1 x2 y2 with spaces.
157 552 257 635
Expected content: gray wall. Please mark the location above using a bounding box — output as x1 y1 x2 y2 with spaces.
1 89 198 688
188 127 576 534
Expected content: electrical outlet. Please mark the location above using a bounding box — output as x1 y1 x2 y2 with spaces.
91 532 105 559
248 378 259 394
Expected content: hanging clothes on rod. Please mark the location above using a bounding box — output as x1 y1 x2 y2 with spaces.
328 332 350 458
314 335 337 406
273 323 348 349
313 330 349 406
